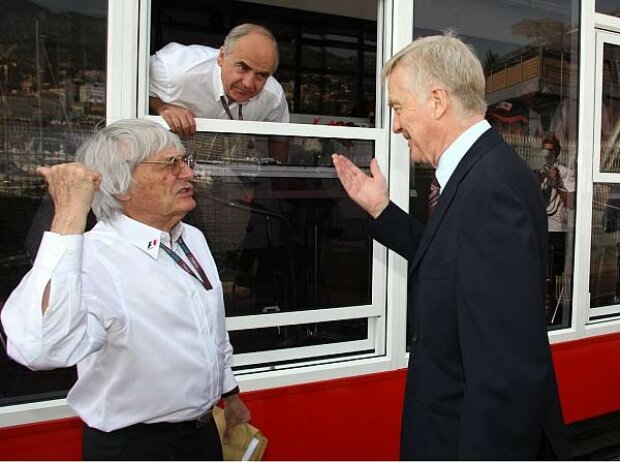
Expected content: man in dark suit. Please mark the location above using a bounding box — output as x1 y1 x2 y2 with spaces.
332 33 568 460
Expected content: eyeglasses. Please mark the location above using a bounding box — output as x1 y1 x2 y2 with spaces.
140 153 195 176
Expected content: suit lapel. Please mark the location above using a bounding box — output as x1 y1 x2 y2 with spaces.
409 128 504 272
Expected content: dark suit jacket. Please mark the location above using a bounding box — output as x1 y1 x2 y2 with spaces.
371 128 568 460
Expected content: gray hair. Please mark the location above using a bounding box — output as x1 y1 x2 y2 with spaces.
75 119 184 222
222 23 279 72
382 31 487 117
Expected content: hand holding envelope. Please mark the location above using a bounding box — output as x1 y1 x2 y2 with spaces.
213 406 268 461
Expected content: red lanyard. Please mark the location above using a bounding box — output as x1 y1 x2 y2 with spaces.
160 237 213 290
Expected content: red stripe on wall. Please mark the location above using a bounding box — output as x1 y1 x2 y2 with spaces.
1 332 620 460
552 332 620 424
0 417 82 460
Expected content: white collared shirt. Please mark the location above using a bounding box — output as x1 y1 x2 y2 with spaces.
1 214 237 432
435 119 491 192
149 42 290 122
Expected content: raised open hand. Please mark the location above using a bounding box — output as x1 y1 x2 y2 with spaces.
332 154 389 218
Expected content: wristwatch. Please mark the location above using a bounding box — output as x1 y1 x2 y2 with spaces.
221 386 240 398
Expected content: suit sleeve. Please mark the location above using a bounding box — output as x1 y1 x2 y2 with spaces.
369 201 425 262
455 178 552 458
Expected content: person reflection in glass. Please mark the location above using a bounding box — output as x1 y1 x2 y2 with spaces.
537 136 575 324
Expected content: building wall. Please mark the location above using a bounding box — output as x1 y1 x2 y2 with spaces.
2 333 620 460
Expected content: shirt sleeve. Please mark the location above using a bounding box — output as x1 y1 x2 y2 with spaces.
263 80 290 123
1 232 107 370
274 95 290 123
220 330 238 395
149 45 174 100
561 166 576 192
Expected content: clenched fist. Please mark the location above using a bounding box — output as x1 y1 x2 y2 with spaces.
36 162 102 235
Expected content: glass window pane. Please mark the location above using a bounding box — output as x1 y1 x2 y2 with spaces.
364 52 376 74
278 39 297 67
299 72 322 114
231 318 369 358
324 46 358 72
302 45 323 68
600 43 620 173
596 0 620 16
323 74 358 117
591 183 620 309
412 0 579 333
183 132 373 317
149 0 378 127
0 0 107 405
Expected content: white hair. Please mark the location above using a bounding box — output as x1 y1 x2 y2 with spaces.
75 119 184 222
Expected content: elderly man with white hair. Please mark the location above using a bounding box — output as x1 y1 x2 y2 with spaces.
1 119 249 460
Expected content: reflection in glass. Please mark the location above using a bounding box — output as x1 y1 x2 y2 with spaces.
596 0 620 17
231 319 368 358
0 0 107 404
299 72 322 114
600 43 620 173
412 0 579 331
324 47 358 71
364 52 377 74
183 132 373 318
278 39 296 67
302 45 323 68
591 183 620 310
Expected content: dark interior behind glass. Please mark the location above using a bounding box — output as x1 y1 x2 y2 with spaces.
0 0 107 404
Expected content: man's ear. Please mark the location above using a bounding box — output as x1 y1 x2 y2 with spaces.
115 192 130 202
217 48 225 67
430 87 448 120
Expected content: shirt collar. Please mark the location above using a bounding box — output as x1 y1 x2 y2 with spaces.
111 214 185 260
435 120 491 191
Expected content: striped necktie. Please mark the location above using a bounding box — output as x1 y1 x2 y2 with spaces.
428 175 440 216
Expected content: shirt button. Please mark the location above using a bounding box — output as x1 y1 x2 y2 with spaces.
411 332 419 343
66 249 74 255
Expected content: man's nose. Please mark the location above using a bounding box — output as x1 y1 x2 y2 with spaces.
179 162 195 180
392 116 402 134
241 72 256 90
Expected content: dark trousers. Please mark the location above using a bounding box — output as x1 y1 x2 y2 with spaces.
82 418 223 461
536 432 561 461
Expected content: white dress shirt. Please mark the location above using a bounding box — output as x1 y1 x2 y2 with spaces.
435 120 491 192
544 164 575 232
1 214 237 432
149 43 290 123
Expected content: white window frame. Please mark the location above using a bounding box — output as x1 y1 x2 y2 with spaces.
7 0 620 430
556 7 620 340
0 0 413 428
586 26 620 321
133 0 403 389
0 0 408 427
